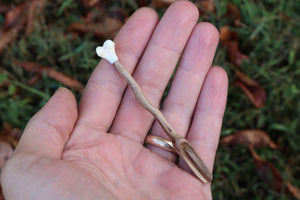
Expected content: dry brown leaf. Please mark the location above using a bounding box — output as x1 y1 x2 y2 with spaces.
68 14 123 39
195 0 215 13
219 25 238 43
234 70 267 108
220 129 279 149
250 147 285 192
2 4 25 30
226 41 249 66
26 0 44 35
68 6 126 39
92 16 123 38
67 23 87 35
86 7 128 24
0 4 26 54
0 29 20 54
0 0 44 54
220 26 266 108
80 0 99 9
219 25 248 66
226 2 241 26
15 61 84 92
250 147 300 199
151 0 177 8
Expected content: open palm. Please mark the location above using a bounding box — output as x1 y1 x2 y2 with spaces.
1 2 228 200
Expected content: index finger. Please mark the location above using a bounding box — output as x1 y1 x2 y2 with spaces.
76 8 159 132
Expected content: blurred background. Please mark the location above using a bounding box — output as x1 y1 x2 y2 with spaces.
0 0 299 199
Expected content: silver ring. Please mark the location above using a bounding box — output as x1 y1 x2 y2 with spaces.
145 135 176 153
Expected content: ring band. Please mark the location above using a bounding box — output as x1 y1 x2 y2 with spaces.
145 135 175 153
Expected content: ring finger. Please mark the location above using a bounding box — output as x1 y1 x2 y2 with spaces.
146 22 219 162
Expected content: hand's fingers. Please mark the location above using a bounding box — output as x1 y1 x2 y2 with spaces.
147 23 219 162
110 1 199 143
14 88 78 158
179 67 228 172
76 8 158 132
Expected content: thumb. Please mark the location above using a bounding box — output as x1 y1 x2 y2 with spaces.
15 87 78 158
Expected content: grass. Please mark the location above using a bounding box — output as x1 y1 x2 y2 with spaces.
211 0 300 199
0 0 299 199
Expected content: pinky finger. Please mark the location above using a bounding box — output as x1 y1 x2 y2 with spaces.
179 66 228 174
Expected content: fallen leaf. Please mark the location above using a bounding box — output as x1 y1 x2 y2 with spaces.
0 140 13 169
233 70 267 108
26 0 44 35
250 147 285 192
220 27 266 107
220 129 279 149
0 29 19 54
195 0 215 14
219 25 238 42
151 0 177 8
0 4 26 54
250 147 300 199
91 16 123 38
80 0 99 9
14 61 84 92
2 4 25 30
226 2 241 26
220 25 248 66
67 23 87 35
68 9 123 39
226 41 249 66
0 0 44 54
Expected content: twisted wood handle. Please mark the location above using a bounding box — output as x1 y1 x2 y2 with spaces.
113 61 212 183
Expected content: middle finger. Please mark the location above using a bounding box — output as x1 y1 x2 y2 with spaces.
110 1 199 143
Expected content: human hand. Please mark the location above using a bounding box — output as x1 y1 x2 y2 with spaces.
1 1 228 200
